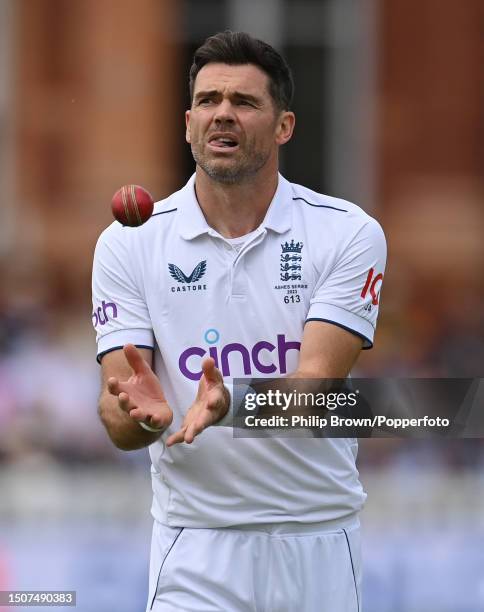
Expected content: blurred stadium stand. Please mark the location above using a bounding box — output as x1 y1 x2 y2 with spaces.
0 0 483 610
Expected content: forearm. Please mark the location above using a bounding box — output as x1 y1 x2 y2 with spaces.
98 390 162 451
237 325 363 415
227 368 355 426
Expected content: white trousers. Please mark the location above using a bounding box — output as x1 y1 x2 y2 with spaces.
147 518 361 612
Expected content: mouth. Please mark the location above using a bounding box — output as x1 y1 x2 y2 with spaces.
207 134 240 151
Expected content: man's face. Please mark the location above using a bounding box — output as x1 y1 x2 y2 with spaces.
186 63 293 184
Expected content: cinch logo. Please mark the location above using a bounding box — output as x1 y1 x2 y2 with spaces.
92 300 118 327
360 267 383 306
179 329 301 381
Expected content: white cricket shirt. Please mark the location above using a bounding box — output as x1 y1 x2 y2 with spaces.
92 174 386 528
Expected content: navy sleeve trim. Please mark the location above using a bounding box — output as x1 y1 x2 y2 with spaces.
96 344 154 364
293 197 347 213
152 207 177 218
305 318 373 349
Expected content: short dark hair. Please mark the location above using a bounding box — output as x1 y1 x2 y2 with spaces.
189 31 294 111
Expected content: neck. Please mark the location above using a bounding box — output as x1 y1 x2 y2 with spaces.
194 163 279 238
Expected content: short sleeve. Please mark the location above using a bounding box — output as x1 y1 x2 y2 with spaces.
306 218 387 348
91 227 154 362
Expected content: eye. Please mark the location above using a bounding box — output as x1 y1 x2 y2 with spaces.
197 98 214 106
237 99 254 107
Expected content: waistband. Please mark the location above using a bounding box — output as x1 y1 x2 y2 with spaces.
223 512 359 535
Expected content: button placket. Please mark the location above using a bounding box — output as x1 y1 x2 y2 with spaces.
207 232 239 301
229 229 267 299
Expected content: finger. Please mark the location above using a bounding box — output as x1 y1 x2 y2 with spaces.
127 407 162 427
201 357 223 384
184 419 205 444
108 377 132 400
150 410 171 429
124 344 149 375
166 426 188 447
127 407 145 421
107 377 120 395
128 405 172 429
119 392 136 413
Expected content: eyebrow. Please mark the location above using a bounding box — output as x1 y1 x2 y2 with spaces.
194 90 262 104
193 90 218 100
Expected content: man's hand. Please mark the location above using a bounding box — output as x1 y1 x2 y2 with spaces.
107 344 173 432
166 357 229 446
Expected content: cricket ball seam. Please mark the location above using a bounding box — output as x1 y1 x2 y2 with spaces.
130 184 143 225
121 186 133 226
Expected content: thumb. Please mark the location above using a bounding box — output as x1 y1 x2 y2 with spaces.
201 357 223 384
124 344 150 375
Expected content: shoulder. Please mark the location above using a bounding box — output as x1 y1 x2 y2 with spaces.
151 193 179 220
289 180 385 244
290 182 372 222
95 190 179 252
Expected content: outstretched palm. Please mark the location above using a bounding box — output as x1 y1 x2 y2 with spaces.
166 357 230 446
108 344 173 431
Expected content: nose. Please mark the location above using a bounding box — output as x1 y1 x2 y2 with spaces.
213 99 235 125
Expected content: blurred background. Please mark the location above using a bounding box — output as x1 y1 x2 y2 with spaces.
0 0 483 610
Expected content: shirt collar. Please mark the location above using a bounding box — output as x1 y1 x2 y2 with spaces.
177 173 293 240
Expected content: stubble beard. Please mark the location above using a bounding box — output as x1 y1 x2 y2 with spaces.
191 141 271 185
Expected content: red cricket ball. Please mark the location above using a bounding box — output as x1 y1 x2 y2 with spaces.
111 185 154 227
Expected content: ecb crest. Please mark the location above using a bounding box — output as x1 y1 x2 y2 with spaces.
280 239 303 281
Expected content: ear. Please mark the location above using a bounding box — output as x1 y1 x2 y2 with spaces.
275 111 295 146
185 110 191 143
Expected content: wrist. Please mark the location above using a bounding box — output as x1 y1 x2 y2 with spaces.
222 384 231 413
212 383 233 427
138 421 164 433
